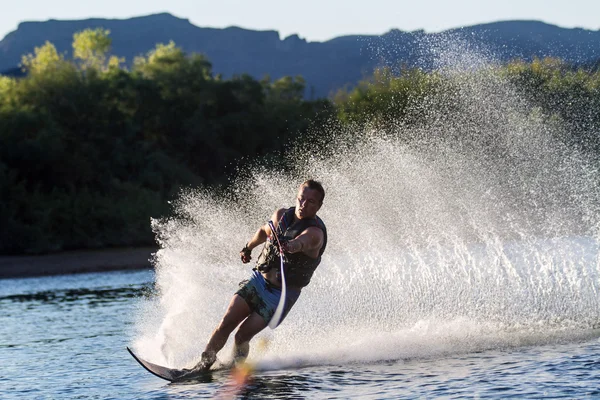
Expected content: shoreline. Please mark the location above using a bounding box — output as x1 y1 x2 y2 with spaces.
0 247 157 279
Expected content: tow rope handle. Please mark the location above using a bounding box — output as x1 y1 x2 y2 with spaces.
267 220 287 329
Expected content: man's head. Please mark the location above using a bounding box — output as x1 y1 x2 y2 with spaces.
295 180 325 219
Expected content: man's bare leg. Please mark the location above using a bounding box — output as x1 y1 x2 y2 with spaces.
232 312 268 364
197 295 251 370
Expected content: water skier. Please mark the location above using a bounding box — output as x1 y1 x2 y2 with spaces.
192 180 327 371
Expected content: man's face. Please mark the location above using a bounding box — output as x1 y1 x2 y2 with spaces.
295 185 322 219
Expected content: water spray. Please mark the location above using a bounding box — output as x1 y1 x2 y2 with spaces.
136 36 600 369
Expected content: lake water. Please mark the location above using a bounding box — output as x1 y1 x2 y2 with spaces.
1 268 599 399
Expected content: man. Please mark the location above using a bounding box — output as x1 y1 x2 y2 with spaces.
192 180 327 372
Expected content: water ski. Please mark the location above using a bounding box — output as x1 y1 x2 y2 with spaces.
127 347 216 382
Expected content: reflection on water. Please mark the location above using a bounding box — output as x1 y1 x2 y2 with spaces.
0 285 154 305
241 374 313 399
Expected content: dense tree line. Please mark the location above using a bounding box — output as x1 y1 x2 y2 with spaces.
335 58 600 140
0 29 333 254
2 28 599 254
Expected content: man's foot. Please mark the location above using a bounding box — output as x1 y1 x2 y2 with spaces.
177 352 217 380
196 351 217 371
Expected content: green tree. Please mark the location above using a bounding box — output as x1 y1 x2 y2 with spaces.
133 41 211 80
21 41 67 75
73 28 123 71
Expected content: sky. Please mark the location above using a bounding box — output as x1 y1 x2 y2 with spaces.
1 0 599 42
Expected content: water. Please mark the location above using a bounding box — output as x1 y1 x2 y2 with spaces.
5 38 600 398
0 271 151 399
1 270 599 398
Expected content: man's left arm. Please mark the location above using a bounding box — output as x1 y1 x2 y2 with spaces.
284 227 324 254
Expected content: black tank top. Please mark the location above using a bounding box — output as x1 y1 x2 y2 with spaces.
256 207 327 288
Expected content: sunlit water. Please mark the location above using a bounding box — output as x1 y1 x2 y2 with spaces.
1 270 599 399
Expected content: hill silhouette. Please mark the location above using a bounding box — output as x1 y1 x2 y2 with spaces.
1 13 600 97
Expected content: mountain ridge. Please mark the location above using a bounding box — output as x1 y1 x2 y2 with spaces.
2 13 600 97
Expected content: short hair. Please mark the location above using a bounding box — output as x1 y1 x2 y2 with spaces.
301 179 325 203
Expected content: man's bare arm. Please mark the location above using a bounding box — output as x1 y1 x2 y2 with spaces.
284 227 324 254
246 208 286 249
240 208 286 263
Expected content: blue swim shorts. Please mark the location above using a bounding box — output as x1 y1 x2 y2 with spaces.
236 269 301 327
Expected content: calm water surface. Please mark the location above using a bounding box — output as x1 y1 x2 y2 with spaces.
1 270 599 399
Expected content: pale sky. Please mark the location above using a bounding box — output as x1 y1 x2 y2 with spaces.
1 0 599 42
